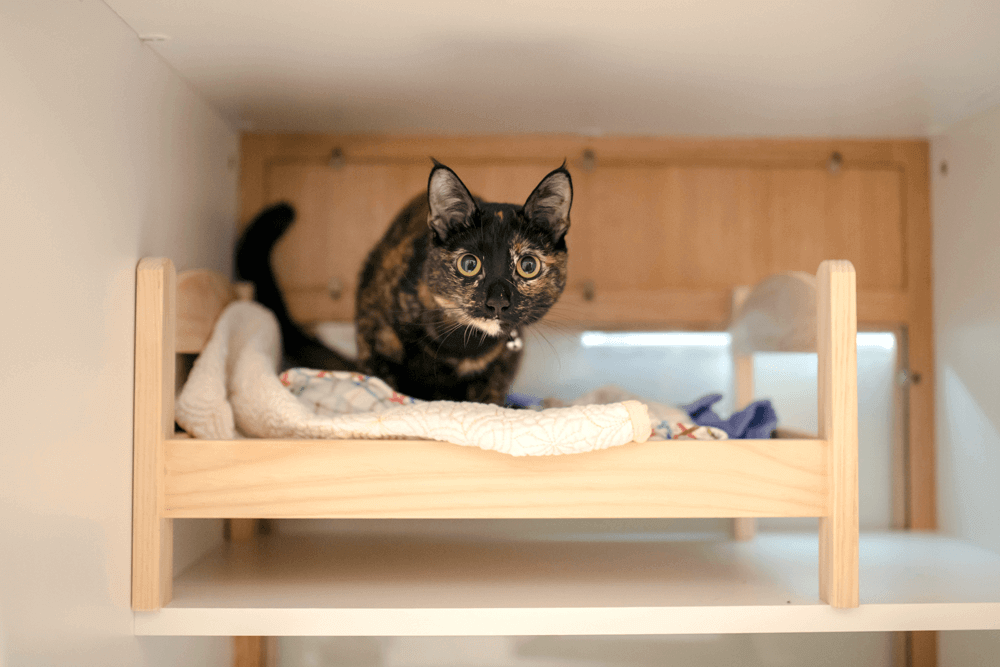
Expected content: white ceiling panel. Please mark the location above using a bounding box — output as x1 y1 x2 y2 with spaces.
103 0 1000 136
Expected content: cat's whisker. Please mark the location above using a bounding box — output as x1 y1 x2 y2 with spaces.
428 321 465 346
531 321 577 341
541 304 592 319
526 327 563 375
537 312 591 329
429 324 461 361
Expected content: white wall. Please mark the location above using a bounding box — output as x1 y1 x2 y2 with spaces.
932 100 1000 664
0 1 237 665
932 101 1000 553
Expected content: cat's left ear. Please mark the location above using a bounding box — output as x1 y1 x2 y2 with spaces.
524 165 573 242
428 163 477 241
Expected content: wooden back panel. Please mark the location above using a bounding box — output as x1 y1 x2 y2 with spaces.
240 135 916 328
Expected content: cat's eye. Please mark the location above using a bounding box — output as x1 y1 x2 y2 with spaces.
517 255 541 279
457 254 481 277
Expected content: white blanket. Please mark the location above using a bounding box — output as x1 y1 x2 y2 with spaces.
175 301 654 456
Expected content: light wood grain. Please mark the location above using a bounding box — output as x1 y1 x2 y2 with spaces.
895 134 938 667
151 255 858 608
909 631 938 667
291 285 741 328
238 136 910 218
891 324 909 530
773 427 820 440
547 288 733 329
228 519 259 543
132 258 175 610
892 632 907 667
893 630 939 667
176 269 236 354
816 260 860 608
284 284 905 329
731 288 754 402
240 134 911 328
731 285 757 541
895 142 936 533
162 437 827 519
233 636 274 667
731 516 757 541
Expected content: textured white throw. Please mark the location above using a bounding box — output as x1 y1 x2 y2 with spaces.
175 301 652 456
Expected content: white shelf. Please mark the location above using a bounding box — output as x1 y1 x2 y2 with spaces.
134 531 1000 636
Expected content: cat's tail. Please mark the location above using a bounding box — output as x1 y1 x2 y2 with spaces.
235 202 360 372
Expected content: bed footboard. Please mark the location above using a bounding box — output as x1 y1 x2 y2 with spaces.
132 258 859 610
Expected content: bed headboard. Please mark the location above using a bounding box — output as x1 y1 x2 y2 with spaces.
175 270 256 354
728 271 817 354
174 268 820 356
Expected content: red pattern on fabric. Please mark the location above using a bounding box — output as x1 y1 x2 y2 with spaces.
676 423 700 439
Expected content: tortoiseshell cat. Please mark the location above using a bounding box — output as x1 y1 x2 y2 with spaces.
236 161 572 405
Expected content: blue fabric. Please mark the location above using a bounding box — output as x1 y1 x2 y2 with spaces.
682 393 778 439
505 392 543 408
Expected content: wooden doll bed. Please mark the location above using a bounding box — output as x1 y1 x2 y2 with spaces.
132 257 858 611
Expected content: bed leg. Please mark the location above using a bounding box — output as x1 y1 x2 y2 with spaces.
731 517 756 541
228 519 260 542
730 287 758 541
233 636 276 667
133 258 176 610
816 260 859 608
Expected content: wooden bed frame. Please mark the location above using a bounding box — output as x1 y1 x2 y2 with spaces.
132 257 859 611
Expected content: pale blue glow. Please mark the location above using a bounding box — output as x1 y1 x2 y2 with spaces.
580 330 896 350
580 332 731 348
857 332 896 350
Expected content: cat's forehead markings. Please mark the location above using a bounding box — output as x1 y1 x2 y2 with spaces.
510 233 540 256
496 210 503 221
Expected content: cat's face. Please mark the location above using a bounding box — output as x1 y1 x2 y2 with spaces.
424 164 572 337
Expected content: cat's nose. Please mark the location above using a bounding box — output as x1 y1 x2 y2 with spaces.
485 283 511 317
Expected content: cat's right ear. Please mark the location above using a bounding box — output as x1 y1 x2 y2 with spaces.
427 163 477 241
524 165 573 242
